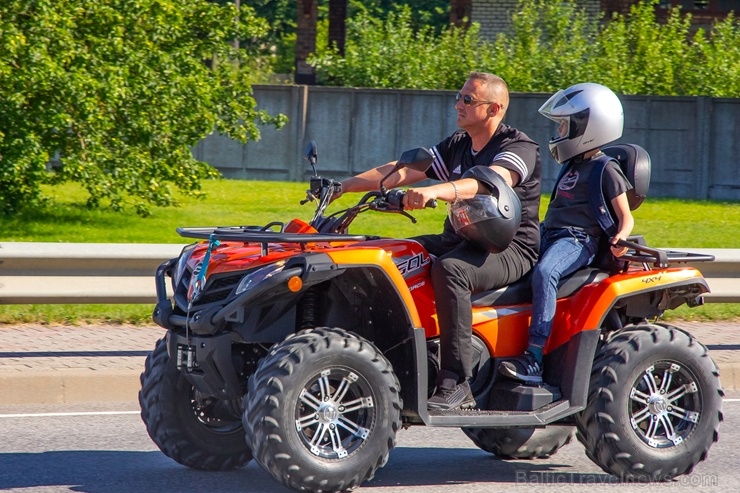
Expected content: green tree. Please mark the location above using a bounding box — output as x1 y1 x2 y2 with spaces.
309 1 601 91
307 0 740 97
490 0 598 93
225 0 449 77
690 13 740 98
347 0 448 32
309 7 487 89
595 0 696 95
0 0 286 216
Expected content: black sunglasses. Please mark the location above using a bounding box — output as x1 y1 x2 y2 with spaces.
455 93 495 106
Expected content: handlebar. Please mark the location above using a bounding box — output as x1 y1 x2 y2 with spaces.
305 180 438 234
299 145 440 234
385 189 437 210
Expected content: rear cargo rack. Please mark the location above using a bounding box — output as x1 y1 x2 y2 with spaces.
620 237 715 268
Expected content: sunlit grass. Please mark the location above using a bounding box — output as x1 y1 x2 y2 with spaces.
1 178 739 324
0 304 154 326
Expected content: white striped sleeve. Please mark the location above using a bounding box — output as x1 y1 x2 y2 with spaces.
429 146 450 181
492 150 530 181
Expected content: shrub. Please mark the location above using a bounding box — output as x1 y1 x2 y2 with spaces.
309 0 740 98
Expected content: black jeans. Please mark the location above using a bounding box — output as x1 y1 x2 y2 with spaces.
414 233 535 386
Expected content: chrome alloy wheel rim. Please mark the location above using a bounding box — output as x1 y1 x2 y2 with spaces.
629 361 701 448
295 367 376 459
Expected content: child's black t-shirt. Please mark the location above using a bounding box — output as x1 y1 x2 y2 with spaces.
543 153 632 237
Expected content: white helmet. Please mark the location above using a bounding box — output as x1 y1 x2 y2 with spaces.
539 82 624 163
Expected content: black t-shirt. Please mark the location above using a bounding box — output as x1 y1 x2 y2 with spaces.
425 123 542 261
544 154 632 236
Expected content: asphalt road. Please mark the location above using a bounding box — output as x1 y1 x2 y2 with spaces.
1 396 739 493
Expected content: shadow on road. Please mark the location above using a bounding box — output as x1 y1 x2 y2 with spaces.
0 446 616 492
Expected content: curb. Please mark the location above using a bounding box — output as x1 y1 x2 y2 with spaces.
2 362 737 407
718 362 740 394
0 369 143 405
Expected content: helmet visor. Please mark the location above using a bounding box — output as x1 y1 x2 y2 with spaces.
448 195 502 234
539 89 572 143
539 89 565 118
538 88 580 119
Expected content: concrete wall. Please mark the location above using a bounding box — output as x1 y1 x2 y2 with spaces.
194 84 740 200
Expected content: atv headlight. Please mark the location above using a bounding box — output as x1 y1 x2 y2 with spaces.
235 261 287 295
173 243 198 287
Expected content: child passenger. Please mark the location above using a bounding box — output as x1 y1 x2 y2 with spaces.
499 82 634 383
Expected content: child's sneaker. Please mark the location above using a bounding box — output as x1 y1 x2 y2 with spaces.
498 351 543 383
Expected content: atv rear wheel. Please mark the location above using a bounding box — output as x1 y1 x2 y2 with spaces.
462 426 575 459
139 338 252 470
576 323 723 481
244 327 402 493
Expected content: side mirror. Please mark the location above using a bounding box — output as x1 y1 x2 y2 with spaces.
395 147 434 173
303 141 318 176
379 147 434 192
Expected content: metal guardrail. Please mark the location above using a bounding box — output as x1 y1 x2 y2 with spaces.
0 242 738 304
674 248 740 303
0 242 187 304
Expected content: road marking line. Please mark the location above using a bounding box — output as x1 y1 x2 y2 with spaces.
0 411 140 418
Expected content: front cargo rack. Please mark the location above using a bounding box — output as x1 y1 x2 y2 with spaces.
176 226 367 256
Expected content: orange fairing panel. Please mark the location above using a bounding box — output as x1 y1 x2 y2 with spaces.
580 267 709 329
470 306 533 357
325 248 422 328
465 267 709 358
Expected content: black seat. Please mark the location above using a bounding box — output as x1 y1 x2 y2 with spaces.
471 268 609 308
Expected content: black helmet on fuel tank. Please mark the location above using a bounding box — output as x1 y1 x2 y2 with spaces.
447 167 521 254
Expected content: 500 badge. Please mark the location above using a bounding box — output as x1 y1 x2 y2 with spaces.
394 252 431 276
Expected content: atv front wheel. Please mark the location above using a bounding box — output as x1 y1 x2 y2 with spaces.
576 324 723 481
139 338 252 470
244 327 402 493
462 426 574 459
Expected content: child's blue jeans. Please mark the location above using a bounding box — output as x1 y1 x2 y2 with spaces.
529 227 600 348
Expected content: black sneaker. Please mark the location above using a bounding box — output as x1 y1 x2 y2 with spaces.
498 352 543 383
427 381 476 411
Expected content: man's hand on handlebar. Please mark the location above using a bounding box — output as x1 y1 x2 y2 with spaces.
403 188 437 210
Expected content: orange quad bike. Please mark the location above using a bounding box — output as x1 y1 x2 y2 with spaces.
139 141 723 492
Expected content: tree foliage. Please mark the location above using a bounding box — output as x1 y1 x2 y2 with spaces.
228 0 449 77
309 7 483 90
309 0 740 99
347 0 448 33
492 0 598 92
0 0 286 216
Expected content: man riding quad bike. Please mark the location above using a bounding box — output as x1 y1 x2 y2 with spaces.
139 138 722 492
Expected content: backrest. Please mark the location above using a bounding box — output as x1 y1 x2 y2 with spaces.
590 143 651 272
601 143 652 211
